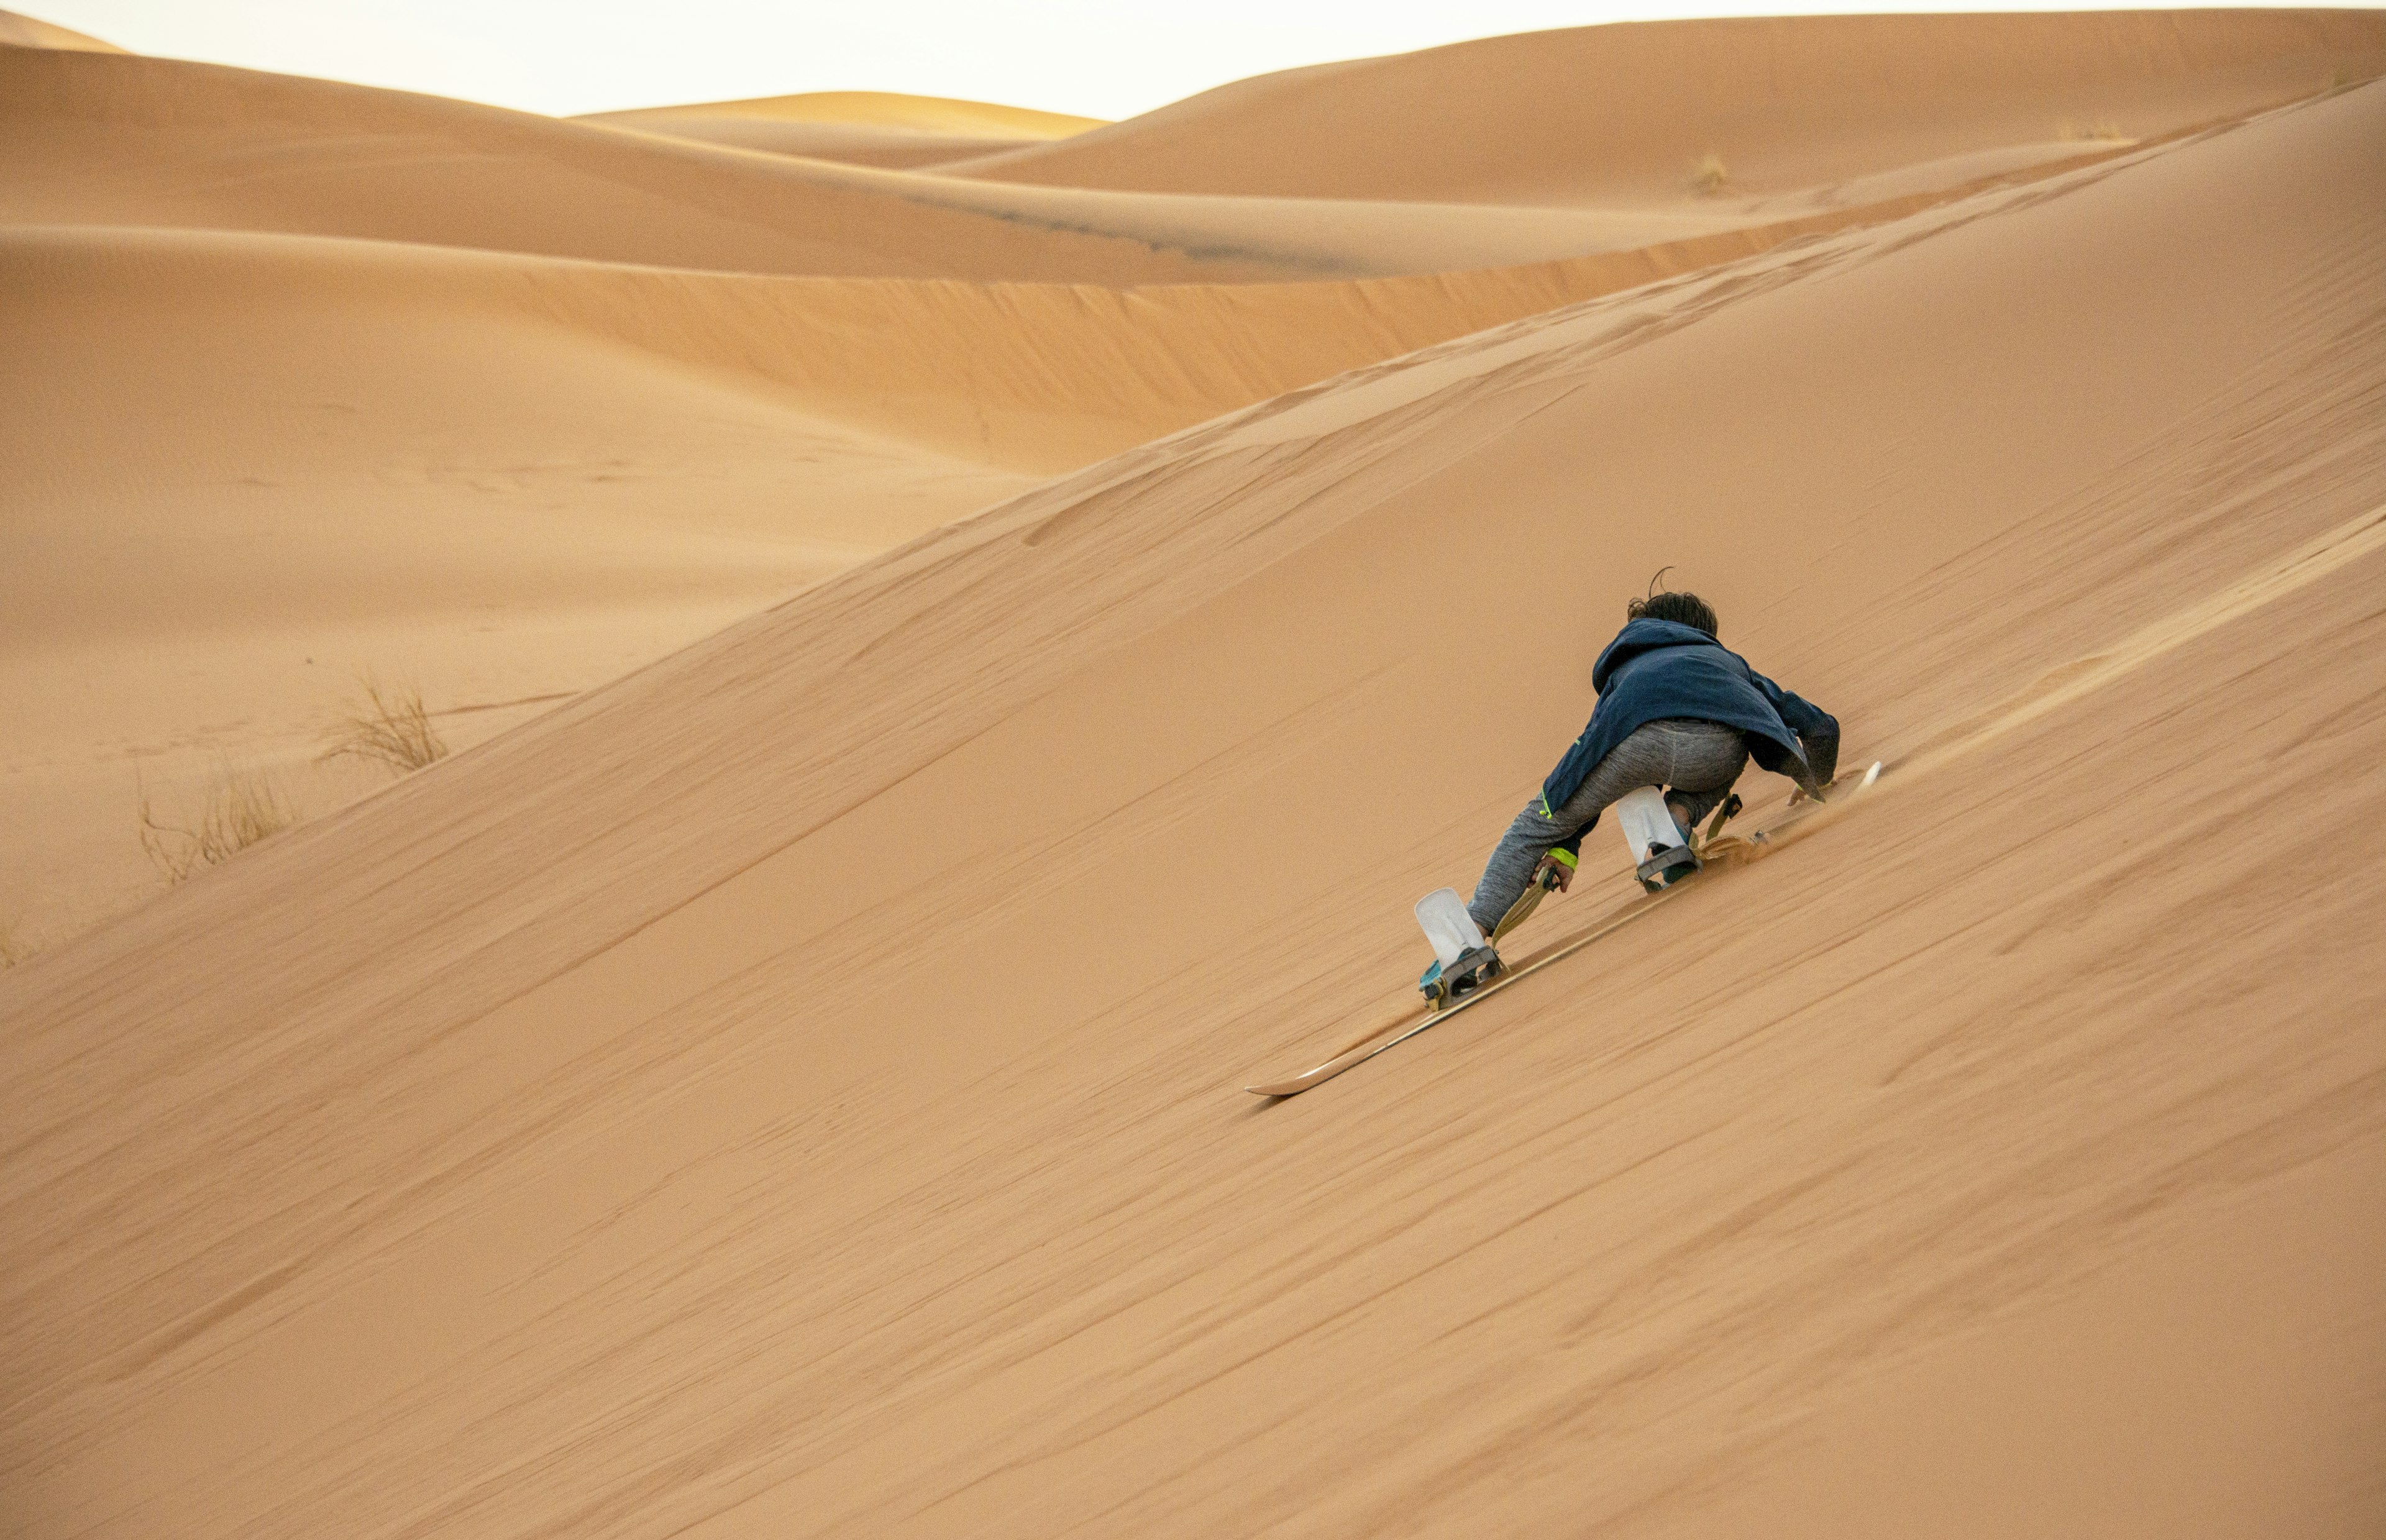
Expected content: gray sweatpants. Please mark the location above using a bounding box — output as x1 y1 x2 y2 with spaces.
1468 718 1750 931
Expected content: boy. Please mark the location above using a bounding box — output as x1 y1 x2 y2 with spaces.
1468 589 1839 932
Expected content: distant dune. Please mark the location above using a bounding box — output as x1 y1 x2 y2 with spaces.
2 18 2384 1534
0 6 120 51
598 88 1104 136
583 89 1102 167
580 117 1053 169
0 47 1744 281
947 10 2386 207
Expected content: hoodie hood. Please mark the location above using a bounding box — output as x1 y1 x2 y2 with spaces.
1539 617 1839 843
1591 617 1720 693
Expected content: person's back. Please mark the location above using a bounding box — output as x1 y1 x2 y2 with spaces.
1465 587 1839 933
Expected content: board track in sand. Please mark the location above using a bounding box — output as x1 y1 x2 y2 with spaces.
1248 763 1885 1098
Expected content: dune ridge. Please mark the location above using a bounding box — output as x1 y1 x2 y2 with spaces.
593 89 1104 136
581 89 1103 167
0 46 1744 282
2 68 2380 1536
948 9 2386 206
0 6 119 52
4 130 2142 475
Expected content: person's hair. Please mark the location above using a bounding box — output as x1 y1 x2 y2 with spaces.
1626 588 1719 637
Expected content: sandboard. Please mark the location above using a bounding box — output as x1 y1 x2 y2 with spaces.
1244 762 1881 1098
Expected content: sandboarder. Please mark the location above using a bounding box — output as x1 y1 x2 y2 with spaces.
1465 585 1839 933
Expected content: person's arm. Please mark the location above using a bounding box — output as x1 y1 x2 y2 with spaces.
1752 671 1840 789
1522 782 1596 893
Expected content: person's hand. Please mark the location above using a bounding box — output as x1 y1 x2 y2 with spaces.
1788 777 1835 808
1533 853 1574 893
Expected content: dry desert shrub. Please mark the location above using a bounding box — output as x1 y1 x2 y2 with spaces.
1689 152 1729 195
319 675 448 775
139 768 296 885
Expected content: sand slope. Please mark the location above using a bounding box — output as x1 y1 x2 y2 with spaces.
0 39 1647 942
0 221 1045 941
9 6 2226 947
11 12 2359 947
4 70 2380 1540
948 10 2386 211
0 165 2047 942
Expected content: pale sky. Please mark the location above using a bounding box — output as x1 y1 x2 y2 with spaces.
23 1 2350 119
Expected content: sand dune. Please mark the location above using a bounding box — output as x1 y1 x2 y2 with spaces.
0 47 1747 281
17 23 2324 287
948 10 2386 211
4 58 2380 1539
0 6 119 51
0 168 2035 943
567 117 1051 168
6 188 2050 473
2 35 1676 943
0 220 1043 941
2 15 2191 947
582 90 1098 168
595 88 1102 137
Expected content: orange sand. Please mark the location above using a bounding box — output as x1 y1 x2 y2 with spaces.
2 12 2384 1537
19 12 2351 941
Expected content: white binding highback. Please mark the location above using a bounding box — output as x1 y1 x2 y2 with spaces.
1413 887 1486 968
1615 785 1685 862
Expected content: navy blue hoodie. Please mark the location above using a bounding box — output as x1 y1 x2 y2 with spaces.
1540 618 1839 852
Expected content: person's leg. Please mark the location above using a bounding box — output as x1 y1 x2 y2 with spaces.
1466 725 1676 932
1655 720 1750 836
1465 801 1571 936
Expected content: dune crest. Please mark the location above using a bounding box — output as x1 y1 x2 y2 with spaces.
588 88 1102 135
582 89 1102 170
0 46 1736 281
946 11 2386 209
0 6 121 52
